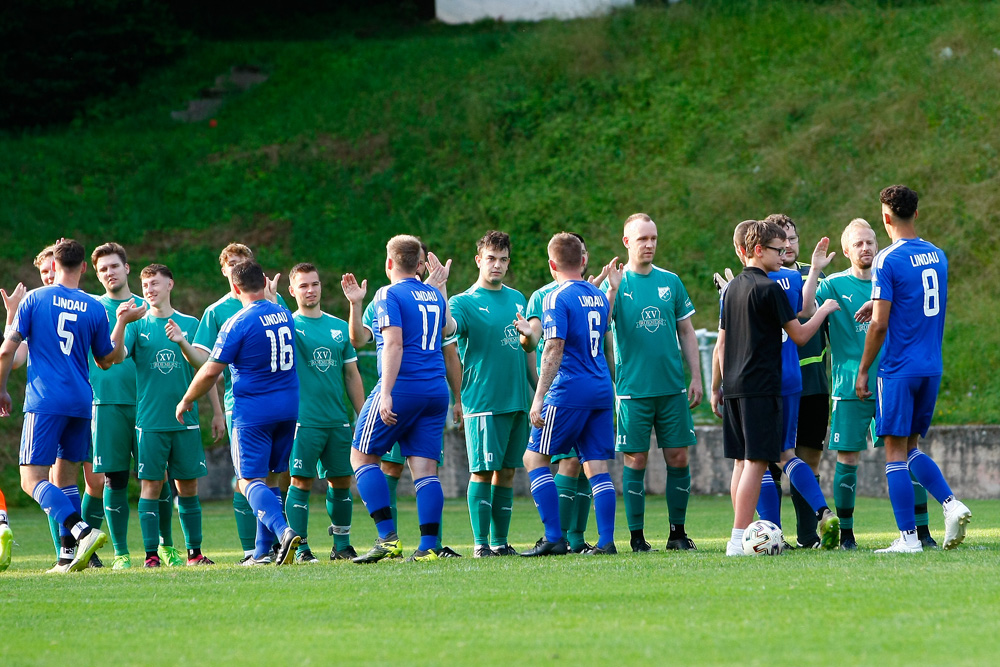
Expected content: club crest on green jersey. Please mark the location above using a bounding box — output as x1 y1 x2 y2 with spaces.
153 349 182 375
658 286 672 301
637 306 666 333
502 324 519 349
310 346 338 372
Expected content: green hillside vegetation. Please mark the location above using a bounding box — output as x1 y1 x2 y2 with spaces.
2 0 998 455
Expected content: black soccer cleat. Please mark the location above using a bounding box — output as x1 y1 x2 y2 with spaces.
274 528 301 566
491 544 518 556
839 538 858 551
520 537 569 557
473 545 497 558
570 542 593 554
631 538 658 553
434 546 463 558
330 545 358 561
665 536 697 551
582 542 618 555
88 552 105 568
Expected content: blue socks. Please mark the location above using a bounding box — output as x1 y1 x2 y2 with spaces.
756 470 781 527
414 476 444 551
244 481 289 557
784 457 828 513
907 449 953 504
33 481 77 527
59 485 82 537
528 467 562 542
886 462 916 531
355 464 395 538
589 472 616 549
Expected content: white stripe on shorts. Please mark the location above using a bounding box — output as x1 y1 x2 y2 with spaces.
357 393 382 454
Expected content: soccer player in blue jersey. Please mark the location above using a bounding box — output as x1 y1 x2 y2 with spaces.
176 261 301 565
0 239 146 573
521 233 622 556
350 235 456 563
856 185 972 552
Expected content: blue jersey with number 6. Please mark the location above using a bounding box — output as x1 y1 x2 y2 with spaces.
373 277 447 395
211 299 299 427
871 237 948 378
541 280 613 409
14 285 114 418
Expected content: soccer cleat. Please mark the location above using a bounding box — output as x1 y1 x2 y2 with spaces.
237 554 254 566
435 546 463 558
0 524 13 572
725 540 746 557
818 510 840 550
491 544 518 556
69 529 107 572
158 545 185 567
665 537 698 551
88 552 104 568
839 539 858 550
144 554 162 568
330 545 358 561
295 550 320 564
275 528 301 565
404 548 439 562
46 562 72 574
920 534 939 549
352 536 403 564
582 542 618 555
942 500 972 550
631 538 657 553
111 554 132 570
875 537 923 554
474 545 497 558
570 542 593 554
797 537 821 549
781 539 796 552
187 554 215 566
520 537 569 557
240 555 273 566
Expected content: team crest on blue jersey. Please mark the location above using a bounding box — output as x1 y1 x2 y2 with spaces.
310 346 337 372
153 349 182 375
637 306 666 333
658 286 672 301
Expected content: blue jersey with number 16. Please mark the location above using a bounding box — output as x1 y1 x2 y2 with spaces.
541 280 613 409
373 277 448 396
211 299 299 427
872 237 948 378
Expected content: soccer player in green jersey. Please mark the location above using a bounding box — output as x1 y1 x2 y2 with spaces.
448 231 534 557
286 263 366 562
125 265 214 567
189 243 288 561
601 214 703 552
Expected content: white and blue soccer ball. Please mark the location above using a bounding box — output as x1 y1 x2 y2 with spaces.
742 519 784 555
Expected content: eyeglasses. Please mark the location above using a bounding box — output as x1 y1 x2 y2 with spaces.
764 246 787 256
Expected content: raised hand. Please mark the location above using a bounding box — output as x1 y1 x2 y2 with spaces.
341 273 368 304
116 298 147 324
425 252 452 291
854 300 873 323
712 268 735 294
811 237 837 271
605 257 623 290
1 283 26 319
164 318 185 343
264 273 281 303
513 312 532 337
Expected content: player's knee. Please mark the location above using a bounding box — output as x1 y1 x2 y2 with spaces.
625 452 649 470
495 468 515 486
838 451 860 466
557 457 580 477
471 471 492 484
174 479 198 496
290 475 312 491
105 470 130 491
664 447 688 468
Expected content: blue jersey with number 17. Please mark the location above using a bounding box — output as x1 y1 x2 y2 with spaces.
373 277 448 396
14 285 114 418
541 280 614 409
211 299 299 427
872 237 948 378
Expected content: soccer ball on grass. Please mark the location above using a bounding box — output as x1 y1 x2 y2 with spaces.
742 519 784 556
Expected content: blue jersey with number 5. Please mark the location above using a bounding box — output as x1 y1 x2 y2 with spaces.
871 238 948 378
14 285 114 418
373 277 447 395
541 280 613 409
211 299 299 427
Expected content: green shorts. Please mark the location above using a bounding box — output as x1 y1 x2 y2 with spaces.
464 411 528 472
381 441 445 466
136 427 206 481
829 399 883 452
92 404 138 473
292 424 353 479
615 393 697 453
551 449 578 463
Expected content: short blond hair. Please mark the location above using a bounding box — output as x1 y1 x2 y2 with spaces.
841 218 873 253
219 243 253 267
624 213 653 234
33 245 56 268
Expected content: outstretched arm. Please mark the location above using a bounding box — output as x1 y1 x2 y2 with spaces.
856 300 890 399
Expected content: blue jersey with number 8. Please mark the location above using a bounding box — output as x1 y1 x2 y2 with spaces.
541 280 613 409
871 237 948 378
372 277 448 395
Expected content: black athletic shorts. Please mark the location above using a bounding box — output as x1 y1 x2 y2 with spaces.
722 395 782 462
796 393 830 451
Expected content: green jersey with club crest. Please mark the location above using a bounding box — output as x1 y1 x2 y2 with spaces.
125 311 200 430
293 311 358 427
89 295 145 405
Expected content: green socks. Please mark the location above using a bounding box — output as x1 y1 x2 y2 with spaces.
81 492 104 531
177 495 202 551
329 487 353 550
554 473 577 538
833 462 858 530
666 464 691 527
104 485 131 556
233 491 257 552
158 483 173 547
48 514 61 557
912 472 929 528
568 474 591 549
467 480 492 546
622 466 645 531
385 474 400 525
286 485 311 548
138 497 160 554
490 485 514 547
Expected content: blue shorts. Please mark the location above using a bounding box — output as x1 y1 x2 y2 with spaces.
782 393 800 452
19 413 91 466
876 375 940 438
231 420 296 480
353 390 449 461
527 404 614 464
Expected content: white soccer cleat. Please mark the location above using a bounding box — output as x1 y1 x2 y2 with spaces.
874 536 923 554
68 529 107 572
725 539 746 557
942 499 972 550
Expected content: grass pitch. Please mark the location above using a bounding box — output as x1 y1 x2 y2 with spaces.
2 495 998 665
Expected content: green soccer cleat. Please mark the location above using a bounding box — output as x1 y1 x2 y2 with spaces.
69 529 107 573
158 545 185 567
111 554 132 570
0 524 13 572
818 510 840 550
405 548 439 562
352 535 402 564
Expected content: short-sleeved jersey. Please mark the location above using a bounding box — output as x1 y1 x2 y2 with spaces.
193 292 289 412
767 267 804 396
527 280 558 375
871 238 948 378
447 284 531 415
817 270 879 399
14 285 114 418
210 299 299 427
601 266 695 398
541 280 614 409
372 278 448 395
720 267 797 398
793 262 829 397
125 311 200 431
293 311 357 427
362 298 382 376
89 294 145 405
